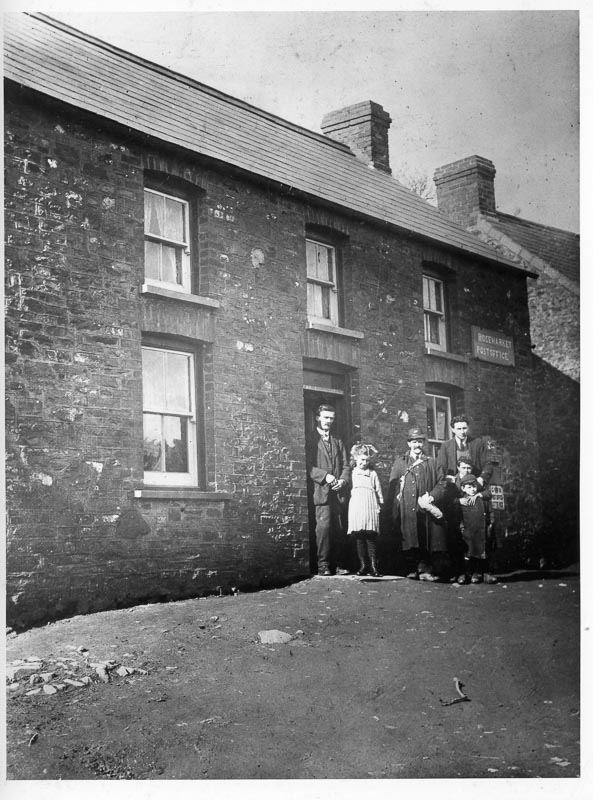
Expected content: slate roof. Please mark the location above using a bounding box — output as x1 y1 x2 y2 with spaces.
482 212 579 286
4 13 526 274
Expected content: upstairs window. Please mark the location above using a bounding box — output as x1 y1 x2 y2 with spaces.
426 391 452 458
306 239 340 326
142 344 198 486
423 274 447 351
144 188 191 292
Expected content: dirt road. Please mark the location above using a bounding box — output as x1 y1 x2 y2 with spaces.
5 567 580 782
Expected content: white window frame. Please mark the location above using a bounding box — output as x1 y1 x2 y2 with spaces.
306 238 340 326
423 274 447 351
142 345 198 487
426 392 451 459
144 187 191 293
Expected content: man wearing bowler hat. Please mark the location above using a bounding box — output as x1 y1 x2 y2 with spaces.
389 426 440 580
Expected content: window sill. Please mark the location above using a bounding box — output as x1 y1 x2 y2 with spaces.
141 283 220 308
424 348 469 364
307 319 365 339
134 488 233 501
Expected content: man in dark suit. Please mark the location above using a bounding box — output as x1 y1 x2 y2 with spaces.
306 404 351 576
436 415 493 488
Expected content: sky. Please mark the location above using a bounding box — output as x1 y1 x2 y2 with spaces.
4 4 583 234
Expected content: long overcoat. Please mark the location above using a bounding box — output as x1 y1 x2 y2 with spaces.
389 453 438 551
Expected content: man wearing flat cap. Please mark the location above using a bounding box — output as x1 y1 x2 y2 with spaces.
389 426 440 580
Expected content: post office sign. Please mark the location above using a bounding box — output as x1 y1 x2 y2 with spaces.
471 326 515 366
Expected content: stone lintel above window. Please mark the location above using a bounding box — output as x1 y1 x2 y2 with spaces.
424 349 467 389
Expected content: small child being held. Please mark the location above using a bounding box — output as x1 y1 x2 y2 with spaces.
347 444 384 576
457 474 497 584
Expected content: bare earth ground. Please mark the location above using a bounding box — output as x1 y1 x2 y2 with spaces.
4 566 581 786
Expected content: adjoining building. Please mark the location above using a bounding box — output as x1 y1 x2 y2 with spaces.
5 14 547 629
434 157 579 565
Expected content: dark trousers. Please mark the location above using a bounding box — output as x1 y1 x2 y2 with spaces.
315 501 346 570
467 556 490 576
403 546 431 573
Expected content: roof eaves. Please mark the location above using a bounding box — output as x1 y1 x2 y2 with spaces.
5 74 525 279
9 14 532 278
283 179 534 276
30 12 353 157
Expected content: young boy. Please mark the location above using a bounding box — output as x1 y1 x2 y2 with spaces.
457 474 497 584
416 456 478 581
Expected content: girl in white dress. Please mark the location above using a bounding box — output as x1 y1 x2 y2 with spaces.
347 444 384 576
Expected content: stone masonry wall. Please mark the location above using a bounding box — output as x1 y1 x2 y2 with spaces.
5 86 541 628
529 275 579 564
5 91 147 627
449 255 542 558
528 272 579 382
469 223 579 562
4 89 312 629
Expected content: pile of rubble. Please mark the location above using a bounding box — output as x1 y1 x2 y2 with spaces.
6 645 148 698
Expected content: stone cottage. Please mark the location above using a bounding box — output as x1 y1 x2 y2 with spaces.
5 14 543 629
434 156 579 564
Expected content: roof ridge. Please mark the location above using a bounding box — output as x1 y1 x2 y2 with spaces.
485 209 579 238
475 218 579 292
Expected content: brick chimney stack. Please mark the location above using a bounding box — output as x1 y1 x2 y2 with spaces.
433 156 496 227
321 101 392 174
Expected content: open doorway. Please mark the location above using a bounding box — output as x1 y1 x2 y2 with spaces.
303 365 352 573
303 366 351 442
